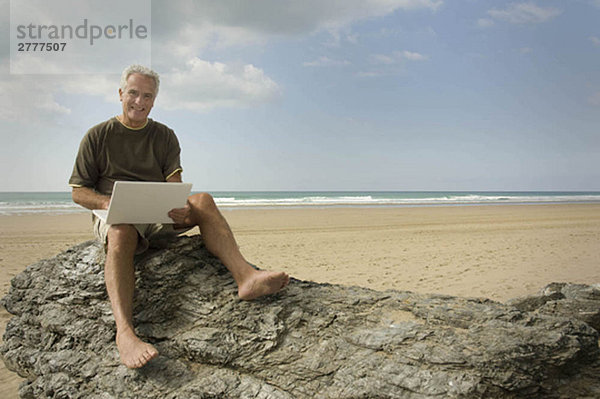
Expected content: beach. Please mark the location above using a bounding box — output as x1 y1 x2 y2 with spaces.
2 203 600 397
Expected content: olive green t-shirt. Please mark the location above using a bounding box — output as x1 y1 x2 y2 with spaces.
69 117 183 195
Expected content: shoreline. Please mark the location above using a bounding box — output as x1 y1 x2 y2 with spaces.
2 203 600 398
3 200 600 216
2 190 600 215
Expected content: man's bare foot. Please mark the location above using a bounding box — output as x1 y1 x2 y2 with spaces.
116 329 158 368
238 270 290 300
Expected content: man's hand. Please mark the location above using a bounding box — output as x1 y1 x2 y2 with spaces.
168 201 193 226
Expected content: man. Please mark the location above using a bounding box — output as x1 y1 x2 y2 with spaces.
69 65 290 369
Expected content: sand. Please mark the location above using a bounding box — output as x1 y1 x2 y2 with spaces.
2 203 600 397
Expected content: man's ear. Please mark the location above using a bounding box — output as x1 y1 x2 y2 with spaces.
118 88 123 101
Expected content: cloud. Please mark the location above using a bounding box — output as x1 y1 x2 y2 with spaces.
0 76 71 122
356 71 383 78
487 3 561 24
370 54 396 65
0 51 124 122
1 0 440 118
159 0 443 35
590 36 600 47
62 75 119 102
370 50 428 64
303 56 351 67
590 91 600 106
157 58 281 111
359 50 428 77
0 70 123 123
0 58 280 121
0 58 281 119
4 1 442 62
346 32 360 44
477 18 495 28
401 50 428 61
150 0 443 63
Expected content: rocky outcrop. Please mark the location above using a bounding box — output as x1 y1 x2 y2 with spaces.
2 236 600 398
507 282 600 332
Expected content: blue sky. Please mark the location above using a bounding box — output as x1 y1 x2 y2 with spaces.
1 0 599 191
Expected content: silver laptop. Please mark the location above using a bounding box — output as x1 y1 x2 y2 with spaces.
93 181 192 224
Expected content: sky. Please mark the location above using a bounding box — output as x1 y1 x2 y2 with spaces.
1 0 599 192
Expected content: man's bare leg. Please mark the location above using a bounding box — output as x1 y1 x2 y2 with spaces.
105 225 158 368
185 193 289 300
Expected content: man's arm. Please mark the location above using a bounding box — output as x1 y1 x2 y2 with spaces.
166 171 182 183
72 187 111 210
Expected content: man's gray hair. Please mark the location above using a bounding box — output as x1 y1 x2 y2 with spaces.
120 65 160 96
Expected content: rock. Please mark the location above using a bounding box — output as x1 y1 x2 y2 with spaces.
507 282 600 332
1 236 599 398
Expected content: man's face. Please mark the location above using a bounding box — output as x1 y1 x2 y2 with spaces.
119 73 156 127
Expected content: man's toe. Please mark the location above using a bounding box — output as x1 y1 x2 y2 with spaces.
144 348 157 362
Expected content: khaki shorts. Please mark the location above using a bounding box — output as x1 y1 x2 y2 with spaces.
93 215 192 254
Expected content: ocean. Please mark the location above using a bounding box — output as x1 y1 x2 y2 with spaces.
1 191 600 215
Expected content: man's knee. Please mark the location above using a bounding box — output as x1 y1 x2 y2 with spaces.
188 192 217 215
106 224 138 251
